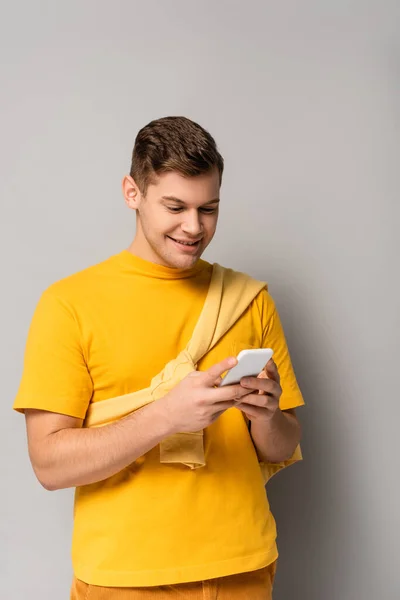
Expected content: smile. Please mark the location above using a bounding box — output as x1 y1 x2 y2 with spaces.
168 237 201 246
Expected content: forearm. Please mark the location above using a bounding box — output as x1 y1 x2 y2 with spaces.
33 402 172 490
250 409 301 463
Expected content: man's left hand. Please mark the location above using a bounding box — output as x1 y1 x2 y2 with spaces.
235 359 282 422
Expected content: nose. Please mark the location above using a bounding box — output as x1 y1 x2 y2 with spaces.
181 210 203 237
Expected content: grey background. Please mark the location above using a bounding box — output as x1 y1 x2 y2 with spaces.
1 1 399 599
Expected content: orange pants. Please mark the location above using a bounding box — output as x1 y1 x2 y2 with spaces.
70 563 277 599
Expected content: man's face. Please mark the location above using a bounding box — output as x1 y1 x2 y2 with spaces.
125 169 220 269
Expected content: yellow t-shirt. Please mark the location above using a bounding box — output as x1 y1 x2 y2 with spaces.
14 250 304 587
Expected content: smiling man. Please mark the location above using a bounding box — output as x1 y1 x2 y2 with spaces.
14 116 304 599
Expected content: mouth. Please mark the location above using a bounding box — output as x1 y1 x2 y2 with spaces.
167 236 202 252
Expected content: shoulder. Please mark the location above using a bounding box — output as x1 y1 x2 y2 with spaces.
252 287 277 321
213 262 268 289
213 262 271 302
50 253 119 291
36 253 121 317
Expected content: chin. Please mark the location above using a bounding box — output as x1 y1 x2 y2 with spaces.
155 238 205 270
168 255 200 269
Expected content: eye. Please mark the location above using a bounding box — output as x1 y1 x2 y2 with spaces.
200 207 218 214
167 206 184 213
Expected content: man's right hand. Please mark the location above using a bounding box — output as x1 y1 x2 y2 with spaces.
24 357 249 490
160 357 251 433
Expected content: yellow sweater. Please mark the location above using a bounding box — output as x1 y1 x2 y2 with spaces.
14 250 304 587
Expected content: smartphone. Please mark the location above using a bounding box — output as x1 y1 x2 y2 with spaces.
219 348 274 387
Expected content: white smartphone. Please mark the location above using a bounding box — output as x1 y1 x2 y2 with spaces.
219 348 274 387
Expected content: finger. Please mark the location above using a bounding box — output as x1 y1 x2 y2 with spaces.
204 357 238 386
237 392 279 409
211 383 253 403
256 370 268 391
235 404 266 420
265 358 280 384
257 370 268 379
240 376 281 396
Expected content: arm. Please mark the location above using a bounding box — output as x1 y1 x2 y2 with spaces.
25 357 250 490
249 407 301 463
236 360 302 463
25 403 173 491
17 288 175 490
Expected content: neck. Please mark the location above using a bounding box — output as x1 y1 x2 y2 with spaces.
126 238 165 267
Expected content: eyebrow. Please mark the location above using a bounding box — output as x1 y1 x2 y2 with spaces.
161 196 220 206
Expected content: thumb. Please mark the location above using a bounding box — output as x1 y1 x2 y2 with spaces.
204 356 238 386
265 358 280 384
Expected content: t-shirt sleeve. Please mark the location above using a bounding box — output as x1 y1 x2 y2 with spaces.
258 289 304 411
13 287 93 419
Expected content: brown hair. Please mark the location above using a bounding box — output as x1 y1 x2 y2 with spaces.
130 116 224 193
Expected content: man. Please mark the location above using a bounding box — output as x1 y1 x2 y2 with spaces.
14 116 304 599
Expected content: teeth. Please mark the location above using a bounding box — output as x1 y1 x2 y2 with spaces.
175 240 196 246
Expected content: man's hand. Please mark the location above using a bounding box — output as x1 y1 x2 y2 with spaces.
235 358 282 422
160 357 253 434
235 358 301 463
25 357 253 490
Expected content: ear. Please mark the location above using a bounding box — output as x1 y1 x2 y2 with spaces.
122 175 143 210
